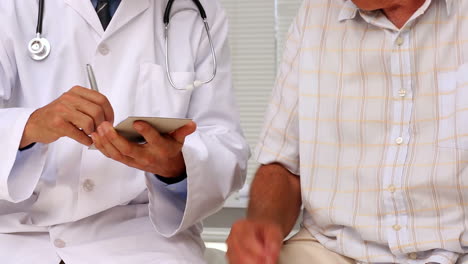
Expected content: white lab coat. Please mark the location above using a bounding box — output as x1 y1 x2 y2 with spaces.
0 0 249 263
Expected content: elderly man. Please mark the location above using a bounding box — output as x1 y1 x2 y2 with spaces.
227 0 468 263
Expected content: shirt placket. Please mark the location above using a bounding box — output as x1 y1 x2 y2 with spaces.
382 29 415 260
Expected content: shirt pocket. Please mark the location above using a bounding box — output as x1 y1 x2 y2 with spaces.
135 63 194 118
437 63 468 150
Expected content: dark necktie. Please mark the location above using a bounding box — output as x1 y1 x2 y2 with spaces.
96 0 111 30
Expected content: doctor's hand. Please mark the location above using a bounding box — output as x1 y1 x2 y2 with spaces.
91 120 196 177
20 86 114 148
227 219 284 264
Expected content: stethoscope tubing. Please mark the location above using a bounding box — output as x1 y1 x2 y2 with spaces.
164 0 207 24
164 0 217 90
29 0 217 89
29 0 51 61
37 0 45 35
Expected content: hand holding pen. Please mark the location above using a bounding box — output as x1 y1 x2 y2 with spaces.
19 65 114 148
87 62 196 177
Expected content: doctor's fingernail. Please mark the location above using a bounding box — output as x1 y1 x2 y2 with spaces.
134 123 143 131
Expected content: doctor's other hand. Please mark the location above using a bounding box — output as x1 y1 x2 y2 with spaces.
226 219 283 264
91 120 196 177
20 86 114 148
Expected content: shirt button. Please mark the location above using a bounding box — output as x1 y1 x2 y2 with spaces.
54 239 66 248
388 185 396 193
395 137 404 144
398 89 407 97
82 179 95 192
392 224 402 231
408 252 418 260
99 44 110 55
396 37 404 46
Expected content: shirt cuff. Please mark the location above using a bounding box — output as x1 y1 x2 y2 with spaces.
19 143 36 151
154 175 188 200
155 172 187 184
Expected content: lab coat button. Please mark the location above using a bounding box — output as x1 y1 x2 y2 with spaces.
388 185 396 193
54 239 66 248
392 224 402 231
82 179 95 192
99 44 110 55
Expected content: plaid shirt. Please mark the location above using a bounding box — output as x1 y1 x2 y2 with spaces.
256 0 468 263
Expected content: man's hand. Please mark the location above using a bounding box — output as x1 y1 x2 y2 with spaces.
226 164 302 264
227 219 284 264
20 86 114 148
91 120 196 177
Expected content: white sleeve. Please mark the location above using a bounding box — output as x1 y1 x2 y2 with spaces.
255 0 310 176
146 0 250 236
0 34 48 203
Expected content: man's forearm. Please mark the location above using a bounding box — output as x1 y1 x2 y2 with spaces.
247 163 302 238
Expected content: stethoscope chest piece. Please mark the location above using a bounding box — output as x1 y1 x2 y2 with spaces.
28 35 50 61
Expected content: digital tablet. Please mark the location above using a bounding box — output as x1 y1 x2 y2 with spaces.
89 116 192 149
115 116 192 143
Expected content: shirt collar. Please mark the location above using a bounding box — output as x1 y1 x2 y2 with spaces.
337 0 359 21
338 0 454 22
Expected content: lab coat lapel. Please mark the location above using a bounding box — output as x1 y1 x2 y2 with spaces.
64 0 104 35
105 0 150 37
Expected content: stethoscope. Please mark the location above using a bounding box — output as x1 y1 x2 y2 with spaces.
164 0 217 90
28 0 218 90
28 0 51 61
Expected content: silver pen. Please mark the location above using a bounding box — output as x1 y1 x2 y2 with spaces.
86 64 100 150
86 64 99 92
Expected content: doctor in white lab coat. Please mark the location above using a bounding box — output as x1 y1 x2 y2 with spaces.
0 0 249 263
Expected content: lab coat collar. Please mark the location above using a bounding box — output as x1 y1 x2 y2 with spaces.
64 0 104 35
338 0 454 22
106 0 150 37
64 0 150 37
